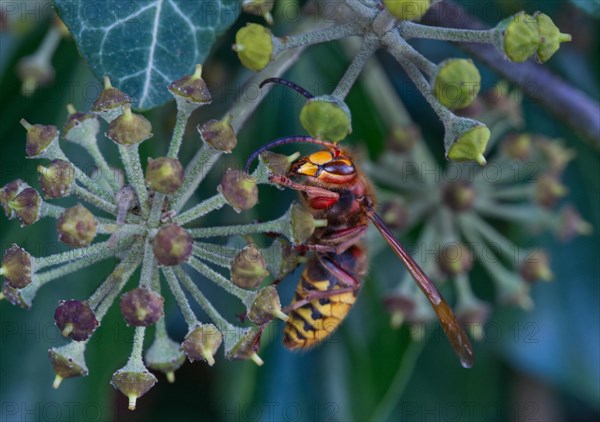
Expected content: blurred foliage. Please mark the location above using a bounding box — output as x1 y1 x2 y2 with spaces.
1 1 599 421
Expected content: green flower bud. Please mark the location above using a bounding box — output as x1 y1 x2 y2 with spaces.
380 200 409 230
48 341 89 389
1 244 32 289
495 12 540 63
443 181 476 212
556 204 593 242
0 179 28 218
248 285 288 325
111 361 157 411
446 120 490 165
264 238 299 280
242 0 275 24
224 326 264 365
535 12 571 63
168 64 212 113
145 330 185 383
535 173 567 208
106 105 153 146
288 203 328 245
199 114 237 153
38 160 75 198
63 105 100 142
17 52 55 97
437 242 474 277
181 324 223 366
502 133 533 161
383 0 431 21
145 157 184 194
57 205 97 247
120 288 164 327
300 96 352 143
433 59 481 110
231 245 270 289
259 151 300 176
536 137 576 175
233 23 275 72
8 187 41 226
387 125 420 154
218 170 258 213
92 76 132 122
20 119 59 158
152 224 193 266
520 249 553 283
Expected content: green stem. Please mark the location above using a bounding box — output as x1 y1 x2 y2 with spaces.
167 107 191 159
188 215 286 238
162 267 199 328
84 141 121 192
186 257 250 301
130 327 146 363
332 34 379 99
464 212 521 262
175 266 236 333
277 23 362 51
34 241 113 270
72 184 118 215
139 239 156 289
192 244 232 269
119 144 149 217
398 21 495 43
174 193 227 225
148 193 165 228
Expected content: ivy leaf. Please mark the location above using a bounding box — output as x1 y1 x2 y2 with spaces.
53 0 241 110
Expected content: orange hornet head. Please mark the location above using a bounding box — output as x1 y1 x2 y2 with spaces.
290 149 356 185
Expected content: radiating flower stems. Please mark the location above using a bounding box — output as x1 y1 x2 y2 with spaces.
188 214 287 239
277 22 362 51
332 34 379 100
119 144 149 217
174 193 227 225
192 244 232 269
173 145 222 212
167 107 192 159
72 184 119 216
187 257 250 302
162 267 199 328
138 239 156 289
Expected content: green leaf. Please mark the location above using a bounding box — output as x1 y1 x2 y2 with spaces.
53 0 241 110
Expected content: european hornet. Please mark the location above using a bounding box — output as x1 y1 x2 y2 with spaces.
246 79 474 368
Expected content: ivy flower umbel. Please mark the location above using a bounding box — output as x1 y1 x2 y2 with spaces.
0 66 317 410
365 84 591 340
232 1 570 164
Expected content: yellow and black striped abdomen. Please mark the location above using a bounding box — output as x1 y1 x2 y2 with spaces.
283 246 366 349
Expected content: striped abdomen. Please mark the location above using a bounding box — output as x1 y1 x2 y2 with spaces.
283 245 366 349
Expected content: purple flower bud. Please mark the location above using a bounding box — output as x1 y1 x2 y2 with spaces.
119 288 164 327
54 300 99 341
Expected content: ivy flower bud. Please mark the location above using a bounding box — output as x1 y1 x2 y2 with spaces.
502 133 533 161
224 326 264 365
264 238 299 280
107 105 152 145
520 250 553 283
383 293 416 329
494 12 540 63
63 106 100 143
219 170 258 212
145 331 185 382
380 200 409 231
231 245 269 289
120 288 164 327
455 300 491 342
92 76 132 122
145 157 184 194
300 96 352 143
152 224 193 266
233 23 275 72
288 203 328 245
383 0 431 21
1 179 28 218
17 52 55 96
199 115 237 153
387 125 420 154
8 187 41 226
168 64 212 110
433 59 481 110
182 324 223 366
556 204 593 242
536 137 576 175
259 151 300 176
57 205 97 247
48 341 89 389
111 361 157 411
242 0 275 24
38 159 75 198
443 181 476 212
1 244 32 289
54 300 99 341
446 120 490 165
535 173 567 208
20 119 59 158
248 285 288 325
1 281 32 309
535 13 571 63
437 242 474 277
